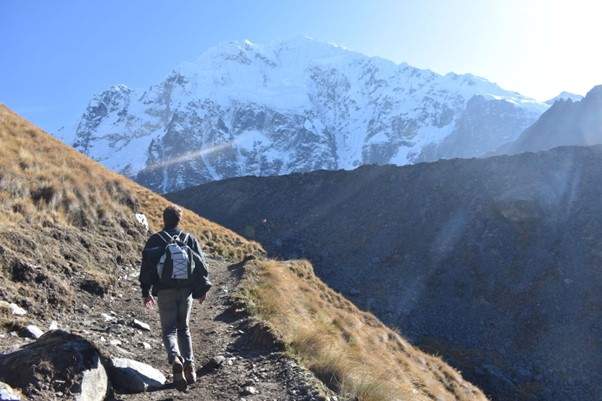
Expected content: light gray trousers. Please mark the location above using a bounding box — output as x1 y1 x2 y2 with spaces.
157 287 194 364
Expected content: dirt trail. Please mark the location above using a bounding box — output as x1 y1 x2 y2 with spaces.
104 257 324 401
0 257 325 401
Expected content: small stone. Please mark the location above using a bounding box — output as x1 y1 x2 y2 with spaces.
132 319 151 331
9 303 27 316
25 325 44 339
241 386 257 395
110 357 166 393
0 381 23 400
135 213 149 230
101 313 114 322
205 355 226 370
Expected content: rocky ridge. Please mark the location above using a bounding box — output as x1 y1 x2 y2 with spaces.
166 144 602 401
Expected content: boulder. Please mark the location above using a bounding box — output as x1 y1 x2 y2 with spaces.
108 358 165 393
0 330 109 401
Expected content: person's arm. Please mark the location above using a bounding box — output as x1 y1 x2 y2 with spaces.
188 233 202 255
188 234 212 299
139 234 161 300
197 293 207 304
143 295 156 309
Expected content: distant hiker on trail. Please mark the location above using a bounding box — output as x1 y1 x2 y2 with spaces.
139 204 211 392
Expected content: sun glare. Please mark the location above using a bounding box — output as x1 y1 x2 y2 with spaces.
545 1 602 97
144 142 232 171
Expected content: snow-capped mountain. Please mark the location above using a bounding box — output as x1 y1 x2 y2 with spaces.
59 37 549 193
545 91 583 105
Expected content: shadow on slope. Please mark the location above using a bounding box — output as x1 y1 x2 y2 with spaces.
167 146 602 401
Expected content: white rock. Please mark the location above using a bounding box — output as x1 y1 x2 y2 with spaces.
9 303 26 317
110 358 166 393
25 325 44 339
132 319 151 331
0 381 22 400
242 386 257 395
135 213 149 231
100 313 114 322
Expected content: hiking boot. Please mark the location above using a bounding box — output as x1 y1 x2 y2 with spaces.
172 355 187 391
184 360 197 384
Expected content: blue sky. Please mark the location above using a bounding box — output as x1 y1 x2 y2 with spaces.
2 0 601 133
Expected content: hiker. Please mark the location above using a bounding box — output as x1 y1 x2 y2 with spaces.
139 204 211 391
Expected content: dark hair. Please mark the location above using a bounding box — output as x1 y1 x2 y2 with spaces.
163 204 183 228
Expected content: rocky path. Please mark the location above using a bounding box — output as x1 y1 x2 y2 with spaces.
103 258 324 401
0 257 326 401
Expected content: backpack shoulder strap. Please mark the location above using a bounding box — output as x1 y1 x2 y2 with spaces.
174 231 190 243
157 231 171 244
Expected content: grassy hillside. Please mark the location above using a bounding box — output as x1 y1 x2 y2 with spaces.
240 259 487 401
0 104 487 401
0 104 262 325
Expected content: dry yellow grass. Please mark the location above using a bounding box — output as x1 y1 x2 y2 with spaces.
0 104 263 322
0 104 264 260
240 259 489 401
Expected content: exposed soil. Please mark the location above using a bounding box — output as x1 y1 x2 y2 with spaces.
0 256 328 401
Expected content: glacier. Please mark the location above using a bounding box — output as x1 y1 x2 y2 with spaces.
58 36 551 193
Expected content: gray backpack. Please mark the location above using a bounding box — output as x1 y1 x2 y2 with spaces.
156 231 194 286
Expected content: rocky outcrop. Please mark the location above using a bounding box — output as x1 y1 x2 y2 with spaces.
166 144 602 401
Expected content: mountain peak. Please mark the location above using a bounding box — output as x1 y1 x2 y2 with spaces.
545 91 583 105
584 84 602 99
63 38 550 193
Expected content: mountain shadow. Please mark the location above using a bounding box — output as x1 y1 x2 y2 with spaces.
167 145 602 401
496 85 602 155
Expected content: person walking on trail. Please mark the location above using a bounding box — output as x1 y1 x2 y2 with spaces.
139 204 211 391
